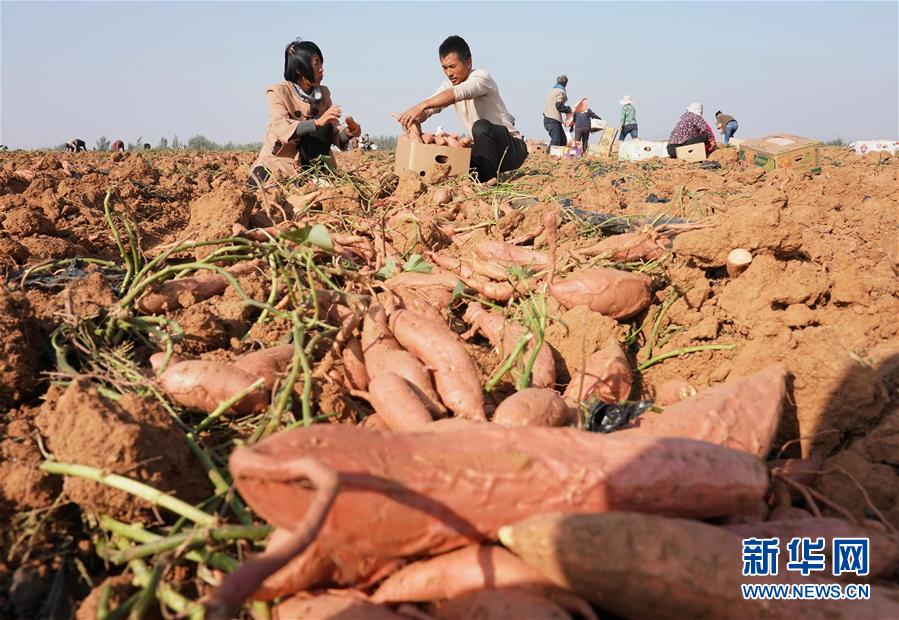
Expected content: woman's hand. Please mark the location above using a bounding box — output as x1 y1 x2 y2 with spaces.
315 105 342 128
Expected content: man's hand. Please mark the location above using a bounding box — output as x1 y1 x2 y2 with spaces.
315 105 342 128
397 103 427 130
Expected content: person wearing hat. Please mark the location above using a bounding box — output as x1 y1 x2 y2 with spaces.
666 102 714 158
572 98 602 153
619 96 638 141
715 110 739 145
543 75 571 152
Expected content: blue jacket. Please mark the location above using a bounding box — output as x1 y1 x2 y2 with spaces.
573 108 601 130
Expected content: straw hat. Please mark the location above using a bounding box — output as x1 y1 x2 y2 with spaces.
619 95 634 105
687 102 703 115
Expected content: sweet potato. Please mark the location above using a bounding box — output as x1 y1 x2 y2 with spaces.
364 347 445 417
459 136 473 147
367 372 434 431
549 268 652 320
392 286 450 320
499 512 899 620
361 304 400 353
725 518 899 581
342 339 368 391
493 389 569 427
562 343 632 405
372 544 556 603
158 360 268 414
578 232 667 262
361 413 390 430
389 309 486 421
254 532 400 600
384 272 460 310
434 135 448 146
149 351 184 374
431 590 572 620
475 240 549 268
617 365 786 457
421 132 436 144
443 135 464 148
230 425 769 558
136 259 262 314
237 344 296 390
463 302 555 389
273 593 404 620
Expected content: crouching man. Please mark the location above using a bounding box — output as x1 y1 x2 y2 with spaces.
397 35 527 182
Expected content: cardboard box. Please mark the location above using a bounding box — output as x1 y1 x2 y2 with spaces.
675 143 707 162
739 134 820 171
394 136 471 177
849 140 899 156
588 127 618 157
549 145 583 158
618 140 668 161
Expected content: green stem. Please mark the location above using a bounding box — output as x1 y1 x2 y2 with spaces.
193 378 265 434
128 561 163 620
637 343 736 372
105 524 269 564
41 461 215 527
485 334 531 392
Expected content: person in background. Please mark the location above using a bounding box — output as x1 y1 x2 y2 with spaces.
618 95 638 141
359 134 372 151
666 102 713 158
543 75 571 152
111 139 125 152
249 38 361 188
572 106 602 153
715 110 739 145
397 35 527 182
66 139 86 152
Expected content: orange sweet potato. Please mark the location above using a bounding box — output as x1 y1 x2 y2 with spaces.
273 593 404 620
392 286 450 320
237 344 296 390
230 425 769 558
617 365 786 457
158 360 268 414
562 343 632 406
433 135 448 146
499 512 899 620
361 304 399 352
149 351 184 374
578 232 667 262
136 260 262 314
463 302 555 389
474 240 549 268
430 590 573 620
549 268 652 320
389 309 486 421
493 388 569 427
253 531 401 601
421 132 436 144
364 347 445 417
372 544 556 603
367 372 434 431
443 135 464 148
342 339 368 391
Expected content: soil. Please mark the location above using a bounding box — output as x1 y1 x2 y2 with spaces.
0 145 897 615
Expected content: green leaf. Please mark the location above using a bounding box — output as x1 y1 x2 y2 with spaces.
402 254 432 274
281 224 334 252
450 279 465 302
376 258 397 280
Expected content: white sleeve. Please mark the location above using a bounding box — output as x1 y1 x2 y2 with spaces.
452 71 493 101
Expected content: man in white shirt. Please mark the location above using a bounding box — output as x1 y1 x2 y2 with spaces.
397 35 527 182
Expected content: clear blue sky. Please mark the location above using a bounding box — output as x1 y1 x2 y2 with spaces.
2 1 897 149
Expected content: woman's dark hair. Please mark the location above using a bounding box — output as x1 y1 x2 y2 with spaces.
284 39 323 84
438 35 471 61
715 110 723 117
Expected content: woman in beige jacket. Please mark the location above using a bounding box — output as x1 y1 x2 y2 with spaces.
249 39 361 187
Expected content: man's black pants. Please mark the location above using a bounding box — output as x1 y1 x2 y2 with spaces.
543 115 566 151
470 119 528 182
